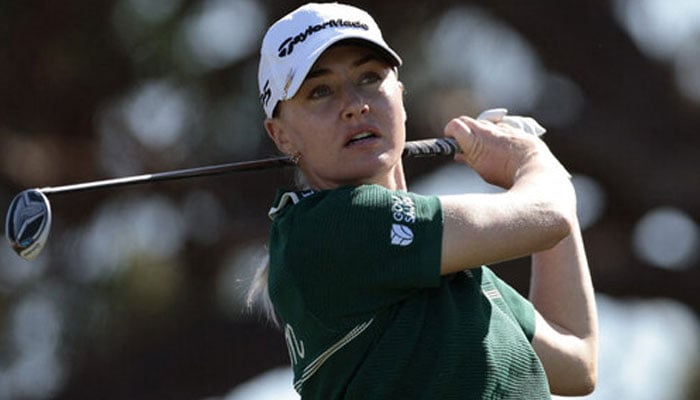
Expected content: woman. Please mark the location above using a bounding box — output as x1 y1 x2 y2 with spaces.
250 3 597 399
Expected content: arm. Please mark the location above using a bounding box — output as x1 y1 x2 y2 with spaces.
439 115 597 394
439 116 575 274
530 220 598 395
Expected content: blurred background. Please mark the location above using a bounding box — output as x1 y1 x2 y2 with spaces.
1 0 699 399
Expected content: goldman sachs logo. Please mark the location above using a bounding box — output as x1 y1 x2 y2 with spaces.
277 19 370 57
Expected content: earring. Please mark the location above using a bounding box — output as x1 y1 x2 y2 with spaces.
290 152 302 165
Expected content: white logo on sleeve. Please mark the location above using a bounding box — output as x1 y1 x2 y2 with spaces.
390 195 416 246
391 223 414 246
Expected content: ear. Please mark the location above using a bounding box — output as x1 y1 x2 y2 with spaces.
264 118 295 155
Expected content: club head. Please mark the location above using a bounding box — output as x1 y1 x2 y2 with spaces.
5 189 52 260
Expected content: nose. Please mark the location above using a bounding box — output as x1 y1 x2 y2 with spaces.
341 85 369 120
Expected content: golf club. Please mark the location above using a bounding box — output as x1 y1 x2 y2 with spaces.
5 137 461 260
5 107 547 261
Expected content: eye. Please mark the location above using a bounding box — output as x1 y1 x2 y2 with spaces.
359 71 382 85
309 84 332 99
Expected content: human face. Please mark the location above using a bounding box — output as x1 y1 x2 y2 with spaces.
265 44 407 190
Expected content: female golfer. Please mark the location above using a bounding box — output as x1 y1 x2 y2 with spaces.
250 3 597 399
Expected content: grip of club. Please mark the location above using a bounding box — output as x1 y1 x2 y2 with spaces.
403 137 460 158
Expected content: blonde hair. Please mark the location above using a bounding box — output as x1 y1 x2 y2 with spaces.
246 254 278 326
246 168 309 326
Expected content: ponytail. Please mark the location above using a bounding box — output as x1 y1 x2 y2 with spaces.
247 166 308 327
246 253 279 327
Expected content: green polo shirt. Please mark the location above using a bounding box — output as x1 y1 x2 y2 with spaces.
268 184 550 399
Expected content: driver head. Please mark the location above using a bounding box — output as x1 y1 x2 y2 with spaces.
5 189 52 260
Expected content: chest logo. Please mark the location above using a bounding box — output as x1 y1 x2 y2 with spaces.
284 324 305 365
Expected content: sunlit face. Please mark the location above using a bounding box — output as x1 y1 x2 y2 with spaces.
265 44 407 190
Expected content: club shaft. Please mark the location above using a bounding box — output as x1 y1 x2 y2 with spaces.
40 156 294 195
38 137 459 195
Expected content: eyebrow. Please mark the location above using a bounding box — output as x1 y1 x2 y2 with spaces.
305 54 382 80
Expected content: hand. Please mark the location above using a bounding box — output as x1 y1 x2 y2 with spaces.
444 115 552 188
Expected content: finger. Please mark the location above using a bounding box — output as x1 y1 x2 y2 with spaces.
444 117 486 167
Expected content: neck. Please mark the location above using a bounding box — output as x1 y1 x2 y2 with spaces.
380 161 408 191
303 162 408 191
354 161 408 191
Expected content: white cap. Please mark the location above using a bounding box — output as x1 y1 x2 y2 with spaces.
258 3 402 118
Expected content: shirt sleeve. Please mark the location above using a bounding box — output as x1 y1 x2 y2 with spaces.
272 185 443 321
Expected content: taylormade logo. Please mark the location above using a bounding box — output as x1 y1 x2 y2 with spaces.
277 19 370 57
260 79 271 108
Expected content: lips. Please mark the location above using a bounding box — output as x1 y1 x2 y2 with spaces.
345 129 380 147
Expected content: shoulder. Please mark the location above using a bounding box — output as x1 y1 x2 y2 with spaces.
269 185 438 218
268 188 319 220
268 184 443 267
